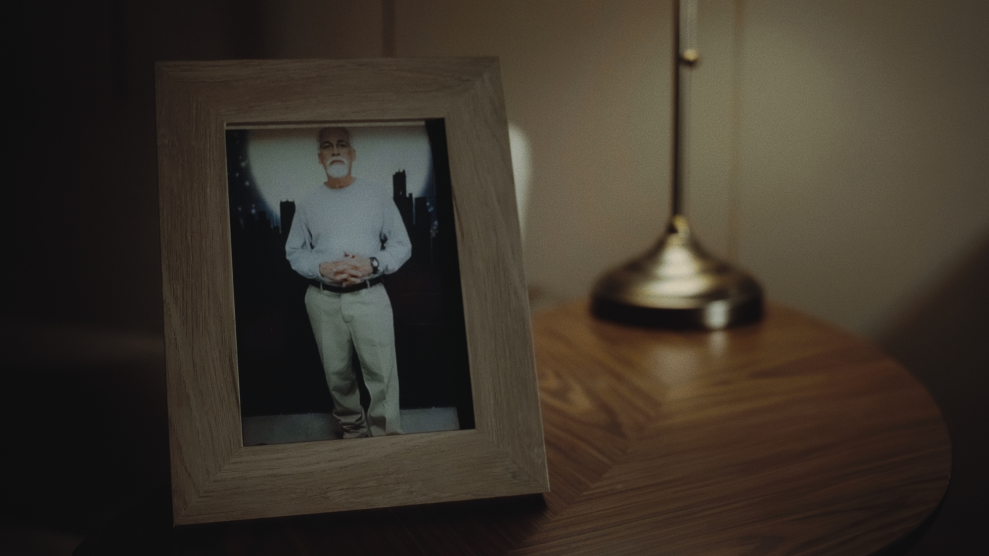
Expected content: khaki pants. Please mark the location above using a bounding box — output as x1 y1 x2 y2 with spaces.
304 284 402 437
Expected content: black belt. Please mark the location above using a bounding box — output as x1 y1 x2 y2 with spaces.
309 276 383 293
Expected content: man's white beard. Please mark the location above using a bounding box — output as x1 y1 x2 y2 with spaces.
325 161 350 179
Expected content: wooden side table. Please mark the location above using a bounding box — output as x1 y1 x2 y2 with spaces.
527 302 950 555
75 302 950 555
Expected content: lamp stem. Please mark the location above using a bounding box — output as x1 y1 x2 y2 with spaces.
672 0 698 219
589 0 763 330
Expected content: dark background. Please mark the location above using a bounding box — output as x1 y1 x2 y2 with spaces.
2 1 985 555
3 2 398 551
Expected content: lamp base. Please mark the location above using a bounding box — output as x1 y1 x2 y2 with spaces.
591 216 764 330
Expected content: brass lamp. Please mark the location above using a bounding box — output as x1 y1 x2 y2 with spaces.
591 0 763 330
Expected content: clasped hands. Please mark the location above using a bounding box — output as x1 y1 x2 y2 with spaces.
319 253 374 287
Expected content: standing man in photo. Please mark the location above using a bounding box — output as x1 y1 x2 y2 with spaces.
286 127 411 438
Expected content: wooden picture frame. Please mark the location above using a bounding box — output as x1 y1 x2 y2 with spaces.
155 58 548 525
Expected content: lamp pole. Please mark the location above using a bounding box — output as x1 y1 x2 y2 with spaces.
590 0 764 330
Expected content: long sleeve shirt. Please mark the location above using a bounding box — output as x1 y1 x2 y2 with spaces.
285 178 412 284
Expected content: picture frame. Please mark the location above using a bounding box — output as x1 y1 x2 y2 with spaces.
155 58 548 525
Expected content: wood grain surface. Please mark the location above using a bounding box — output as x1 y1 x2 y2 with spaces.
525 301 950 555
89 300 950 555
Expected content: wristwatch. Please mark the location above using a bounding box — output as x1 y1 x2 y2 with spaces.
369 257 380 274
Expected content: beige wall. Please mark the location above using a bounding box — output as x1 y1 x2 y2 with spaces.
11 0 986 344
375 0 989 339
396 0 677 312
733 1 989 338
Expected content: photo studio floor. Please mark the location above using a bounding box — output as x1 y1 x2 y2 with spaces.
242 407 460 445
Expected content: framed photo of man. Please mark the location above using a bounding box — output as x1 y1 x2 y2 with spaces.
156 59 548 525
227 122 473 444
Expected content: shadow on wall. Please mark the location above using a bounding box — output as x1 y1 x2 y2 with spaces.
877 231 989 555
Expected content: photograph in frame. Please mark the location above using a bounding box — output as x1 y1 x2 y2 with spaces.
156 58 548 524
225 121 473 445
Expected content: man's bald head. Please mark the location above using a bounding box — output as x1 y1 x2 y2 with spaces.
318 127 351 145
